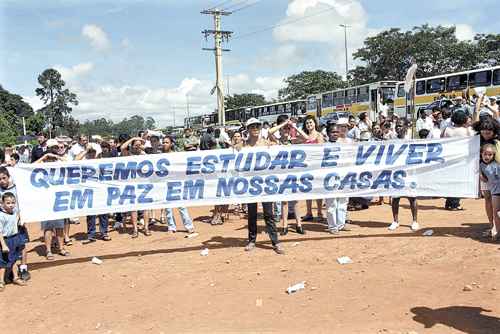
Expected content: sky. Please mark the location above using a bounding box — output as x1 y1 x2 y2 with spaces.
0 0 499 127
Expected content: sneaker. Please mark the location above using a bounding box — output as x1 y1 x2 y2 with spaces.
273 243 285 255
328 228 339 234
18 269 31 282
388 222 399 230
186 228 195 234
410 222 420 231
244 242 256 252
113 222 123 230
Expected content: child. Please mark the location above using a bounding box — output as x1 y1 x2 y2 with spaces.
0 166 30 281
0 192 27 290
479 144 500 240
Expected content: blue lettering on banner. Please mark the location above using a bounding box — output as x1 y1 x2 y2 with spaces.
137 184 154 203
53 189 93 212
114 162 137 180
186 157 201 175
166 181 183 201
31 168 49 188
183 180 204 200
321 147 340 167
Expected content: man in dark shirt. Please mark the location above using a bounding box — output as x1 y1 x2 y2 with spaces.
30 133 47 162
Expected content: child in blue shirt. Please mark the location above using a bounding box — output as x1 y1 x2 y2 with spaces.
0 192 27 291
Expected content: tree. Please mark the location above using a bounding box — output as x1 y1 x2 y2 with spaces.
0 85 34 144
224 93 267 109
278 70 346 100
35 68 78 136
350 25 500 84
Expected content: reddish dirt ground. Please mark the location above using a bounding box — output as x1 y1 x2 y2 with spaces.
2 198 500 334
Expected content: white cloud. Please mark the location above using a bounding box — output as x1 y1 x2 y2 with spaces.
272 0 371 77
82 24 110 51
121 38 131 49
256 44 306 69
22 73 285 127
53 62 94 81
454 24 475 41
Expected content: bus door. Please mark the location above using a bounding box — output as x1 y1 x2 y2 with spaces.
370 89 378 119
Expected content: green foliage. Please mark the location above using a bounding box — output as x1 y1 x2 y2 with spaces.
350 25 500 84
0 85 35 145
225 93 267 109
278 70 346 100
35 68 78 134
79 115 158 137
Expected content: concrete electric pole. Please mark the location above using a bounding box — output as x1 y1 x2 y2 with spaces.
201 8 232 126
339 24 350 85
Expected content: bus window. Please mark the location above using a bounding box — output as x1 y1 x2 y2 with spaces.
397 84 405 97
416 80 426 95
357 86 369 102
345 89 356 104
493 69 500 85
306 97 317 112
322 93 334 108
446 74 467 91
333 91 344 105
469 70 492 87
426 77 445 94
381 87 395 102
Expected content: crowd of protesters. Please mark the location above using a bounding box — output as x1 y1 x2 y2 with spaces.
0 93 499 292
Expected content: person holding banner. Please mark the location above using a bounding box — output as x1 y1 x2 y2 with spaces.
161 136 196 234
75 145 112 243
268 115 304 235
294 115 324 222
241 118 284 255
388 121 419 231
35 151 70 260
120 137 151 238
324 120 351 234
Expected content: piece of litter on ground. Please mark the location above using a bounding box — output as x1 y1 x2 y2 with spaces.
422 229 434 236
286 281 306 294
200 248 209 256
292 242 300 247
91 256 103 265
463 285 473 291
310 286 318 291
337 256 353 265
256 299 263 307
185 232 199 239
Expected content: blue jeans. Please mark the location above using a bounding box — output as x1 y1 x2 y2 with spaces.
273 202 282 220
165 207 194 231
325 197 348 231
87 214 109 238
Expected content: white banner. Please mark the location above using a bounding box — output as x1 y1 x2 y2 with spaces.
13 136 479 222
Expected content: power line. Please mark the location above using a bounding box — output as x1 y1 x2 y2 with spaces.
233 5 338 40
207 0 235 11
230 0 263 13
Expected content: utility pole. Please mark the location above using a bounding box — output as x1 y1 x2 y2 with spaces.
201 8 232 126
186 94 191 120
339 24 351 85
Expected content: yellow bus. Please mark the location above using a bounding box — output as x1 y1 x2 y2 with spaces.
306 81 397 120
394 66 500 117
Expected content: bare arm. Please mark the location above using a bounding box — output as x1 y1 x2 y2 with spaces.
474 95 484 123
34 153 60 163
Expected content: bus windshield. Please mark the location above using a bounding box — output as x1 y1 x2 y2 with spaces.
381 87 395 102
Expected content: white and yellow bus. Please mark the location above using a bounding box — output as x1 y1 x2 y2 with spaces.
306 81 397 120
394 66 500 117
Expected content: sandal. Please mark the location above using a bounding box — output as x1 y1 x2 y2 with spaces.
132 230 139 238
46 252 55 261
144 230 152 236
64 238 73 246
13 278 27 286
0 282 5 291
102 235 112 241
59 249 70 257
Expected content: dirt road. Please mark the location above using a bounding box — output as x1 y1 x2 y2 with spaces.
2 198 500 333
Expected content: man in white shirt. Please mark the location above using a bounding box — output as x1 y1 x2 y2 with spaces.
68 135 88 160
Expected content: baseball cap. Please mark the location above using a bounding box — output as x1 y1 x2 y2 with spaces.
46 139 58 147
337 117 349 125
246 118 262 128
